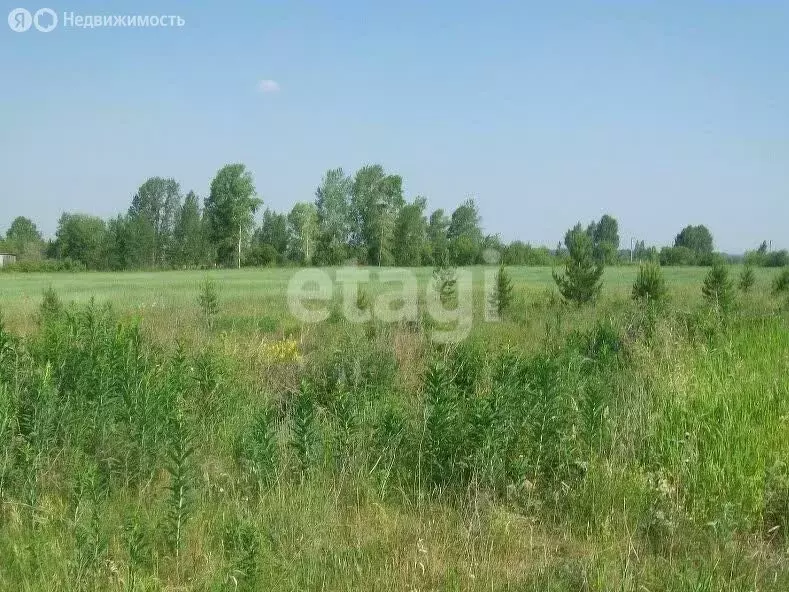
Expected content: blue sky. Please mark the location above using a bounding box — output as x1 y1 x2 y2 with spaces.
1 1 787 252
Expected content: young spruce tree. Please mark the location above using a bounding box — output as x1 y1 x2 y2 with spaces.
489 264 514 316
553 224 604 305
702 263 734 312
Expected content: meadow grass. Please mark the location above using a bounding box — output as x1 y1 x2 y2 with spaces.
0 265 787 590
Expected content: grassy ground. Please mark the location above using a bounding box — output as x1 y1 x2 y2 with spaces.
0 265 777 332
0 265 788 590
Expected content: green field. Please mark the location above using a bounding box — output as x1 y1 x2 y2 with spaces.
0 265 775 331
1 265 788 590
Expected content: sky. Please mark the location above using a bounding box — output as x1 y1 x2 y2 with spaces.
1 0 787 253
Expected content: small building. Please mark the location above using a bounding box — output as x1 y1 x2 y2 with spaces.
0 253 17 267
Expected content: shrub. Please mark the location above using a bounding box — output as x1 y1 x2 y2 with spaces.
553 224 604 305
767 250 789 268
38 285 63 323
291 382 318 479
632 262 668 304
356 285 372 312
702 263 734 312
659 245 696 266
773 267 789 295
0 258 87 273
235 407 278 490
738 265 756 293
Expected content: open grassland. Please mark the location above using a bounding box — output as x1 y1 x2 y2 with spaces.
0 265 778 330
0 265 788 590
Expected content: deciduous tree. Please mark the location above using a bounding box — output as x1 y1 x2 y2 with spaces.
287 202 319 265
393 197 428 267
314 168 353 265
204 164 261 268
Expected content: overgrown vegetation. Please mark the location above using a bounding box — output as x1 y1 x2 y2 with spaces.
0 272 787 590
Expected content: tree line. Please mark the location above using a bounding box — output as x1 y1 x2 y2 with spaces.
0 163 785 271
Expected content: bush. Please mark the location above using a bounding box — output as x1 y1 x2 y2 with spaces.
0 258 87 273
659 246 696 266
773 267 789 295
38 285 63 323
244 243 279 267
632 262 668 304
767 250 789 268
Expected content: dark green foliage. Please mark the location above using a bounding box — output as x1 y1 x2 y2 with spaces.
553 224 604 305
632 262 668 304
236 407 278 490
447 198 482 265
222 516 260 590
587 214 620 264
745 244 789 268
356 285 372 312
291 382 318 478
172 191 205 268
393 197 429 266
421 360 458 487
165 402 194 560
773 267 789 295
38 285 63 323
123 512 153 588
52 213 108 269
489 264 514 316
204 163 261 267
764 461 789 545
674 224 714 258
659 245 697 266
0 258 87 273
702 263 734 312
738 265 756 293
71 460 109 584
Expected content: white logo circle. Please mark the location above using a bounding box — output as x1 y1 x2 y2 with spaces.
7 8 32 32
33 7 57 32
482 248 501 265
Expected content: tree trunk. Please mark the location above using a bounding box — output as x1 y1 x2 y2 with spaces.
237 222 242 269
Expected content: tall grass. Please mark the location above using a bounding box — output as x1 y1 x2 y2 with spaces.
0 284 787 589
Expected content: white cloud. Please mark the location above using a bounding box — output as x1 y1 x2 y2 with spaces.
258 79 281 94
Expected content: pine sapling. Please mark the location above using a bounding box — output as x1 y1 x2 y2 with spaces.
197 277 219 329
553 224 604 306
489 265 514 317
702 263 734 313
738 265 756 294
632 262 668 304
